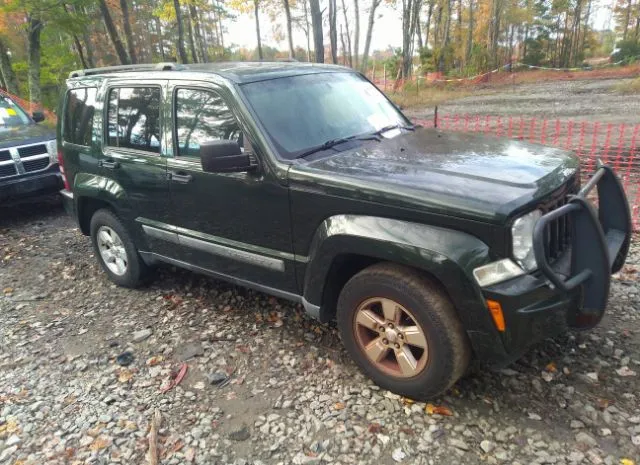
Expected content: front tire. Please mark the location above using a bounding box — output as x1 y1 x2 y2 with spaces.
90 209 149 288
337 263 470 400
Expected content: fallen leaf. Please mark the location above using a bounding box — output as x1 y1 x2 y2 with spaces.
597 398 611 410
545 362 557 372
159 363 188 393
146 356 164 366
334 402 346 410
368 423 383 433
89 436 111 451
620 459 635 465
2 287 13 295
401 397 415 405
118 369 133 383
425 403 453 416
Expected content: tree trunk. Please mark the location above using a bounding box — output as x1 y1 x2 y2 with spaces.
438 0 451 72
0 36 19 95
353 0 360 68
190 4 208 62
254 0 263 60
340 0 353 66
27 14 42 106
329 0 338 63
466 0 473 64
185 4 199 62
402 0 423 78
81 9 96 68
155 17 166 61
416 23 423 50
303 0 312 61
581 0 591 52
173 0 189 63
119 0 137 64
360 0 381 72
98 0 130 64
424 1 433 46
310 0 324 62
623 0 632 39
283 0 295 59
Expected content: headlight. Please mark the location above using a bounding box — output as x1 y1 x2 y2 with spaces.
473 259 524 287
45 139 57 163
511 209 542 271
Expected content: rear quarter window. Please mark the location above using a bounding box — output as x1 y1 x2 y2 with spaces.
63 87 98 146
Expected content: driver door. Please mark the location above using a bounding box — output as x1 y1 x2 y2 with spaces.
166 81 297 293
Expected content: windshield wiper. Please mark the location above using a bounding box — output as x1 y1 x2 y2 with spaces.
294 135 358 159
372 123 416 136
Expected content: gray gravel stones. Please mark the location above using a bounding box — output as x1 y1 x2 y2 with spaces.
0 197 639 465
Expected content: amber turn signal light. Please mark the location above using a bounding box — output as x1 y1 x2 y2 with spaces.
486 299 506 332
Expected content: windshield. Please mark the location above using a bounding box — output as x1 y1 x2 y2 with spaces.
0 95 31 128
241 72 409 159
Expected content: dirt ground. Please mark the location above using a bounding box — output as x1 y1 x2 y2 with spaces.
405 77 640 126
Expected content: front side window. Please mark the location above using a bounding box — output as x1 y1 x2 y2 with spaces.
63 87 97 146
241 72 408 159
107 87 161 153
174 88 241 158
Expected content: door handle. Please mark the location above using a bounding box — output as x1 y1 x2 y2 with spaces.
99 159 120 169
169 171 193 183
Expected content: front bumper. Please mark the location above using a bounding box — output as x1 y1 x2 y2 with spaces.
477 164 631 364
0 167 62 201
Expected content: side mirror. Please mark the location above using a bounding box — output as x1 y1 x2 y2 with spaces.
200 140 255 173
32 111 45 123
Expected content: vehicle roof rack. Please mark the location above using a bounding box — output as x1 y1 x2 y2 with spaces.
69 62 186 78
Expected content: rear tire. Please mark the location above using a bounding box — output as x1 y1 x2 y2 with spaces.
337 262 470 400
90 209 149 288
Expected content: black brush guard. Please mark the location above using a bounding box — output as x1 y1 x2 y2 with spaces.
532 164 632 328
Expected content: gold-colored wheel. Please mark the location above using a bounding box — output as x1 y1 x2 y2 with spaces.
353 297 429 378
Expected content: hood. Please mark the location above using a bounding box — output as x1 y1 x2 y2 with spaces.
0 123 55 150
288 128 579 224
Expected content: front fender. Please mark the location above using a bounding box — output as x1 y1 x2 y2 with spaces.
303 215 502 351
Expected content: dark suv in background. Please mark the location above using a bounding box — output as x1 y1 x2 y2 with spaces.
58 62 631 400
0 91 60 201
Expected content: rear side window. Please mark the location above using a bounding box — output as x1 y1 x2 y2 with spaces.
174 88 240 158
63 87 97 146
107 87 161 153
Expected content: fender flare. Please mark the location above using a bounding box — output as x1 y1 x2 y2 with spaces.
72 172 133 233
302 215 499 340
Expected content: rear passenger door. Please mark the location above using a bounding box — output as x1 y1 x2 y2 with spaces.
101 81 173 256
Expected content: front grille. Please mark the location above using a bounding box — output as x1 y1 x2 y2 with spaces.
22 157 50 172
0 164 17 178
0 150 11 162
542 196 572 261
540 176 579 262
18 144 47 157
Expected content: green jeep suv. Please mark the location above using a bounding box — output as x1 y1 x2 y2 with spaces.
1 91 60 200
57 62 631 400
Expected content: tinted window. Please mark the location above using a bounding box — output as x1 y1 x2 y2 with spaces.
175 88 240 158
63 87 97 146
107 87 161 153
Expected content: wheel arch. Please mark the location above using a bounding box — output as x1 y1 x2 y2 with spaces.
302 215 500 345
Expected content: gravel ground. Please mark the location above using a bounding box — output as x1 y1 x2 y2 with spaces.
1 195 639 465
406 78 640 126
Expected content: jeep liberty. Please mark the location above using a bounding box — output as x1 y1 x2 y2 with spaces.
58 62 632 399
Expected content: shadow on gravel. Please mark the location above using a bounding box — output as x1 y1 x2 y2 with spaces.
0 194 64 227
